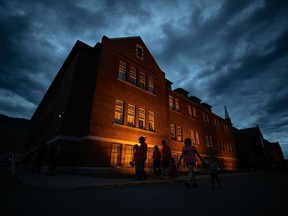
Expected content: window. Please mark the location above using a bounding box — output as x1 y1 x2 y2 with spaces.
203 112 210 123
139 108 145 129
223 124 229 132
219 139 224 150
177 126 183 142
114 100 124 124
193 107 197 118
214 118 220 128
188 105 193 118
195 132 200 145
205 135 213 148
175 98 180 112
191 130 195 145
129 67 137 85
111 144 121 167
139 72 146 90
148 111 155 131
169 95 174 109
136 44 144 59
170 124 176 140
210 136 213 148
125 145 134 167
148 77 155 94
228 142 233 152
118 61 126 80
127 104 135 127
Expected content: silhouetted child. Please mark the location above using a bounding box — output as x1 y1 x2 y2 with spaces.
168 157 177 186
152 145 161 176
205 158 221 189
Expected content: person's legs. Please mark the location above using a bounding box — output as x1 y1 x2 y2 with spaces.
161 161 169 179
137 160 145 180
215 173 221 188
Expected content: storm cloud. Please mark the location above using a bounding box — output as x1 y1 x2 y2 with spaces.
0 0 287 158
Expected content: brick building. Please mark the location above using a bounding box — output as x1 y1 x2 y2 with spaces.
233 125 285 170
24 36 238 173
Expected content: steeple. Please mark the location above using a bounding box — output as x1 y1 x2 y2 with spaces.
224 105 232 124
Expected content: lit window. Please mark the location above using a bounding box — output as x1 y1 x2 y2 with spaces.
129 67 137 85
114 100 124 124
191 130 195 144
135 44 144 59
188 105 193 118
203 112 210 123
118 61 126 80
228 142 232 152
111 144 121 167
210 136 213 148
139 108 145 129
148 111 155 131
169 95 174 109
139 72 146 90
175 98 180 112
170 124 176 140
195 132 200 145
127 104 135 127
125 145 134 167
206 135 210 147
193 107 197 118
148 77 155 94
177 126 183 142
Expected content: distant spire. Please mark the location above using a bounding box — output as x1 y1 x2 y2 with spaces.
224 105 231 123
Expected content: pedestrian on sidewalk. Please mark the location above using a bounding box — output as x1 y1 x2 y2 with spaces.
205 157 221 189
160 140 171 179
168 157 177 186
152 145 161 176
178 138 203 189
136 136 148 180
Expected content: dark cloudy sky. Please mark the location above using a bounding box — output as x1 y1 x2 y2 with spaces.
0 0 287 158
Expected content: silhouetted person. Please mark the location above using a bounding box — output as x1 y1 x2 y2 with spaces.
48 143 61 175
205 158 221 189
178 138 203 189
32 142 47 174
152 145 161 176
160 140 171 179
169 157 177 186
136 136 148 180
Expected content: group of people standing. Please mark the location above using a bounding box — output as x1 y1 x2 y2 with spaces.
132 136 221 189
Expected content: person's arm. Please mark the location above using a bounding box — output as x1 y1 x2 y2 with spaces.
195 149 203 161
177 154 183 167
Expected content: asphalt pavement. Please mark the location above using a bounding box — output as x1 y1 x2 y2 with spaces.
2 167 288 216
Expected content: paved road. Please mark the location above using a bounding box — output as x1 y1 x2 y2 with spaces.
1 169 288 216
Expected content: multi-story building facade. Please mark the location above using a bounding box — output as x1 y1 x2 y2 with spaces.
24 36 238 173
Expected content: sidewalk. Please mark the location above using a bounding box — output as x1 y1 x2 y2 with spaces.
13 167 254 190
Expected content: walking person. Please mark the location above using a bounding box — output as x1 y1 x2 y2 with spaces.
152 145 161 176
160 140 171 179
136 136 148 180
168 157 177 186
178 138 203 189
205 157 221 189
